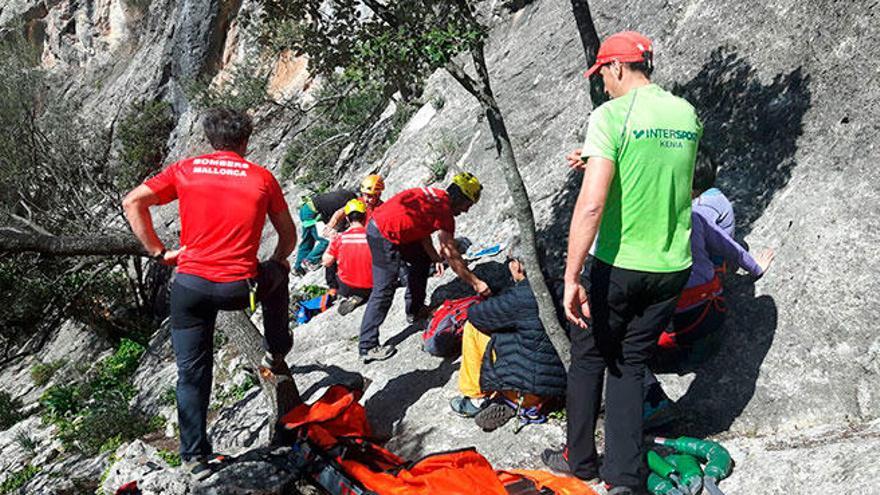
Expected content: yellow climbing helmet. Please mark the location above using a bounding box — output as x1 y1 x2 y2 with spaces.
344 198 367 216
451 172 482 203
360 174 385 196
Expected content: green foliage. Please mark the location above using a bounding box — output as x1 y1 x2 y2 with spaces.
159 386 177 407
116 100 175 190
213 372 259 407
259 1 485 100
0 391 24 431
281 74 386 190
157 449 182 467
0 35 163 357
31 359 66 386
14 430 38 456
428 159 449 184
39 339 154 455
97 452 119 493
0 464 40 494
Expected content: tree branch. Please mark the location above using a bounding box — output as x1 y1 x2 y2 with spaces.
0 231 147 256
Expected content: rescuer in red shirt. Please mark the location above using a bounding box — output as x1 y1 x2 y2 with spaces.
322 199 373 316
358 172 491 363
121 108 298 476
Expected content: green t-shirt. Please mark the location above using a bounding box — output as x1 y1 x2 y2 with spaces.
582 83 702 272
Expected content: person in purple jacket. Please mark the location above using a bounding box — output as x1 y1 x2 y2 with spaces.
643 156 775 423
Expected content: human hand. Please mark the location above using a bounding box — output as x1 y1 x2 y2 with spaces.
433 262 446 278
566 148 586 170
563 281 590 329
162 246 186 266
322 226 338 239
473 279 492 297
755 248 775 275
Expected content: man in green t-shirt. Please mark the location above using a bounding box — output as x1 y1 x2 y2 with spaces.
541 32 702 494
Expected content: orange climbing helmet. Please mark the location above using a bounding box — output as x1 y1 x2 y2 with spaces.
360 174 385 196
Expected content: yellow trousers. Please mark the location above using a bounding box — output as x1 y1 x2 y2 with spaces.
458 321 543 408
458 321 492 398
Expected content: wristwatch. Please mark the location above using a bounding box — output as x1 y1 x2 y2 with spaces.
152 249 167 261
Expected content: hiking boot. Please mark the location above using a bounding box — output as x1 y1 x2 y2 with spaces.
541 447 572 474
474 399 516 432
182 456 213 481
406 307 431 325
542 447 600 480
302 260 321 272
590 483 644 495
361 344 396 364
449 396 486 418
643 398 678 431
338 295 365 316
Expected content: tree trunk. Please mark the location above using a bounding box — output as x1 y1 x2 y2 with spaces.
443 39 572 369
569 0 606 107
481 100 571 370
217 311 302 444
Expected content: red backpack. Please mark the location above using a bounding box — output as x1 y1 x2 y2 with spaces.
422 295 484 357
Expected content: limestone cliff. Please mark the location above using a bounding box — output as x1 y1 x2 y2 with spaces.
0 0 878 494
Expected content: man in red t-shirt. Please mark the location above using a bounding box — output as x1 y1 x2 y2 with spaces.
121 108 298 473
322 199 373 316
358 172 492 363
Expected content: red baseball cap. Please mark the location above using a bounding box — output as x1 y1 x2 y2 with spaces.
584 31 654 77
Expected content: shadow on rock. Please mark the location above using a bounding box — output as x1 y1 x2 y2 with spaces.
365 358 458 439
538 48 810 436
673 46 812 237
292 363 366 402
664 275 778 437
659 48 810 435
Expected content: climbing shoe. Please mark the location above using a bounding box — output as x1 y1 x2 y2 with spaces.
449 396 486 418
474 399 516 432
338 295 365 316
361 344 396 364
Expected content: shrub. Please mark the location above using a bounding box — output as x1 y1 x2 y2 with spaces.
39 339 153 455
0 392 23 431
281 74 386 190
30 359 66 386
157 449 181 467
0 464 40 494
116 100 175 190
159 386 177 407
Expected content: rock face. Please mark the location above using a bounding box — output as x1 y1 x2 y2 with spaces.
1 0 879 493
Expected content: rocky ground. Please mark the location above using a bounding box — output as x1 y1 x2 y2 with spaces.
0 0 878 493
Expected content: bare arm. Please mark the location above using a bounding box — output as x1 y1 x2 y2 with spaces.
421 237 442 262
122 185 173 261
563 156 615 328
321 252 336 267
439 230 491 296
268 208 297 269
323 207 346 237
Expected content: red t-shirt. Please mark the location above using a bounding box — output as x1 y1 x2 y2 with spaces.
144 150 288 282
326 226 373 289
371 187 455 244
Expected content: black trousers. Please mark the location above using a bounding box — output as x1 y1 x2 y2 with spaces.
566 258 689 488
358 220 431 354
169 261 291 459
